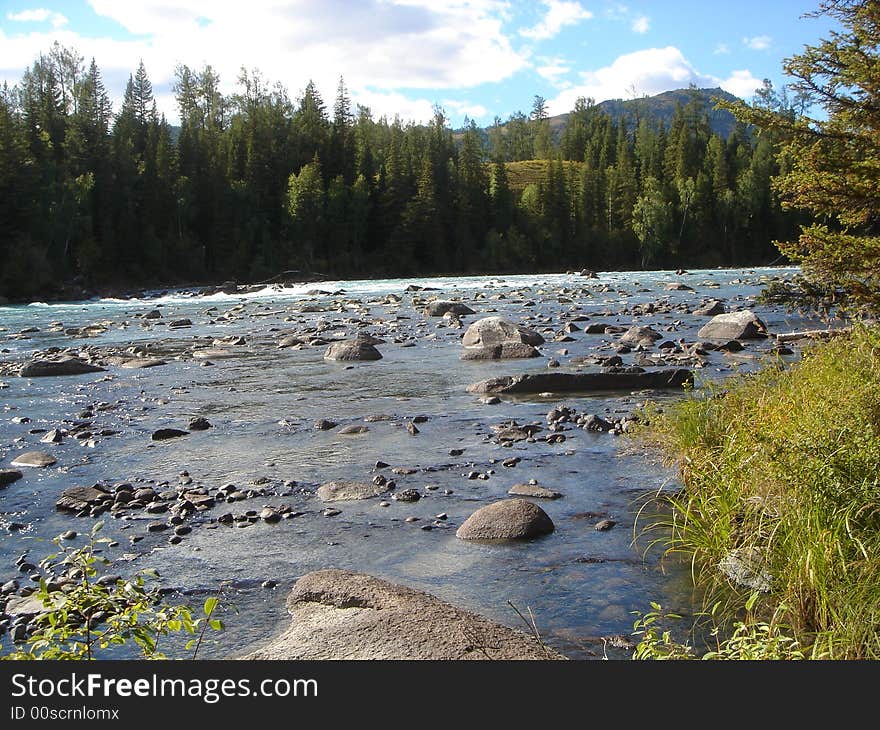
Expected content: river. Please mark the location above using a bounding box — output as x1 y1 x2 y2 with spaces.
0 266 835 659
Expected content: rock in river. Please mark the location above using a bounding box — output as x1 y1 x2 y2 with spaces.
151 428 189 441
423 300 476 317
56 484 112 512
508 483 563 499
0 469 23 487
323 339 383 361
456 499 555 541
317 480 389 502
240 569 565 660
697 310 769 340
19 356 105 377
467 369 693 394
460 342 541 360
10 451 56 468
461 316 545 348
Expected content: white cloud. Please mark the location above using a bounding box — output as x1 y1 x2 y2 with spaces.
714 43 730 55
519 0 592 41
536 56 572 87
547 46 718 114
631 15 650 34
743 35 772 50
720 69 763 99
1 0 529 124
7 8 68 28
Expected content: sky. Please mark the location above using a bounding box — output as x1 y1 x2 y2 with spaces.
0 1 841 126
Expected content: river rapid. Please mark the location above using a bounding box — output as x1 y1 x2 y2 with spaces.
0 266 836 659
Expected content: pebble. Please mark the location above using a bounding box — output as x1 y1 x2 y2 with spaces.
60 530 77 540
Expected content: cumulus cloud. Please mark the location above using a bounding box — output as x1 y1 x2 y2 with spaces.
1 0 528 123
536 56 572 87
7 8 68 28
743 35 772 50
547 46 718 114
714 43 731 55
720 69 763 99
631 15 650 34
519 0 592 41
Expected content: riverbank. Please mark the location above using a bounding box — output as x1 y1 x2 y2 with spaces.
633 324 880 659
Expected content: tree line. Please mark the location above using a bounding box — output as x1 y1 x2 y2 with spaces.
0 44 806 300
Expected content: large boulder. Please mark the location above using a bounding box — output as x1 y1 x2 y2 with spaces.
462 316 545 348
467 369 693 394
456 499 555 541
423 300 475 317
19 356 105 377
697 310 769 340
240 569 566 660
10 451 56 468
323 339 383 361
460 343 541 360
316 480 388 502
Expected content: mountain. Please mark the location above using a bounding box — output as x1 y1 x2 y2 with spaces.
461 87 743 146
576 86 741 138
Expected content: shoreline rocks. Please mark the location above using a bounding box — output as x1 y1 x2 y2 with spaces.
19 357 105 377
240 569 566 660
697 310 769 340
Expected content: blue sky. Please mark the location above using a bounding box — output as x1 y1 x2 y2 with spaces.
0 1 840 126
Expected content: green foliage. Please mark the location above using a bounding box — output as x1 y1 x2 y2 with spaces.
720 0 880 312
633 325 880 658
631 599 827 660
1 523 223 660
0 44 800 301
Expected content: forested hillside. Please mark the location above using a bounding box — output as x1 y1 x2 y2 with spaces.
0 44 805 301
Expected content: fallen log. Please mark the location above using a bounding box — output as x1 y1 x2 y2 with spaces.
466 368 693 395
774 327 852 343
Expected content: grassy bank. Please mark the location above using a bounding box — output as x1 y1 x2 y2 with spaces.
632 325 880 659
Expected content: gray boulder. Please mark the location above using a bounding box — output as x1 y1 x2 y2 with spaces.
324 339 383 361
10 451 56 468
456 499 555 540
462 316 545 348
240 569 565 660
19 357 105 377
697 310 769 340
317 480 388 502
460 343 541 360
423 300 476 317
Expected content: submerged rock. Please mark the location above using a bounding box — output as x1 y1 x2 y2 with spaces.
456 499 555 541
507 483 563 499
0 469 23 487
19 357 105 377
316 480 388 501
56 485 112 512
240 569 565 660
151 428 189 441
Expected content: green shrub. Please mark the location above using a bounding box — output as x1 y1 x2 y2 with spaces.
2 522 223 660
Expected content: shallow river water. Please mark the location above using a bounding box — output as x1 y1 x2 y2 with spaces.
0 266 835 659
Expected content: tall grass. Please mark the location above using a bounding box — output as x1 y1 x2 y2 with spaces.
634 325 880 658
